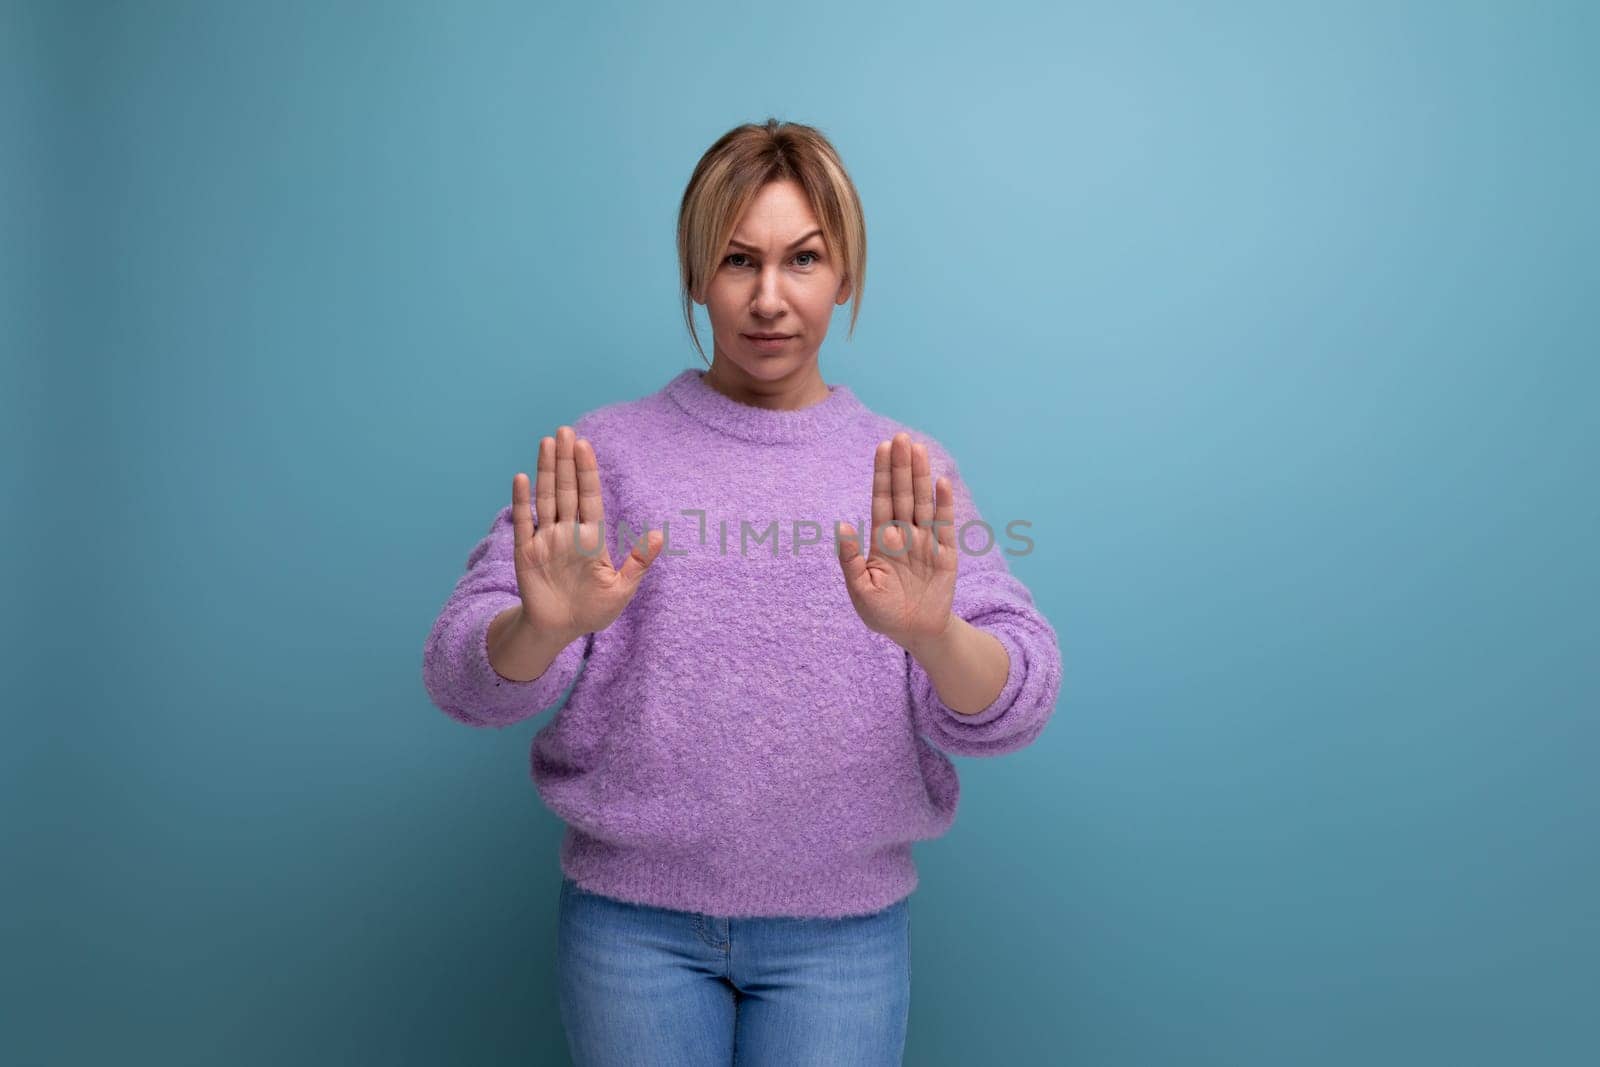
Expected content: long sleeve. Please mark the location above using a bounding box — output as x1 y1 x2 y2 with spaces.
421 501 593 729
906 441 1063 758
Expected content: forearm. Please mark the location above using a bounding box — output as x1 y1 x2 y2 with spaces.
904 614 1010 716
486 606 581 683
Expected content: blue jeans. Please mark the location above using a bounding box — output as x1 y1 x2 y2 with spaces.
556 875 911 1066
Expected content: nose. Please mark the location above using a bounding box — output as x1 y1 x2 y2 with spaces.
750 265 787 318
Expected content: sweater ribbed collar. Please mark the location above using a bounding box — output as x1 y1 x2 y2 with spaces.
662 367 866 445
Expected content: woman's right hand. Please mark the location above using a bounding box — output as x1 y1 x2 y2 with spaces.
511 425 663 642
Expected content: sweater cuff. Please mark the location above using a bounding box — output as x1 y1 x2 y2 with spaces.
909 625 1027 730
431 594 588 729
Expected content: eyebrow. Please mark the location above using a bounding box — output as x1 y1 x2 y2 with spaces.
727 229 823 252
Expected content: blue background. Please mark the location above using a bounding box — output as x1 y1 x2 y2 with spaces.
6 1 1595 1063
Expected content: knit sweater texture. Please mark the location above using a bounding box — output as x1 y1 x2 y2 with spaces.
421 367 1062 918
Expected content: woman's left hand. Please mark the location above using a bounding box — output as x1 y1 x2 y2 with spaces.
836 432 959 652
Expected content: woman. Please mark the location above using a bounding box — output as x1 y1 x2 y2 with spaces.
422 118 1063 1065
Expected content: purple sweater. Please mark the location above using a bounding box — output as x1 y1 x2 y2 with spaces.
422 368 1062 918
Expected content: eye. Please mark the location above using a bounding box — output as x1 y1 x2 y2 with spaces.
723 250 824 269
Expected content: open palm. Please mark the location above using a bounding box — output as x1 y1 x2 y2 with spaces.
836 432 959 650
513 426 663 642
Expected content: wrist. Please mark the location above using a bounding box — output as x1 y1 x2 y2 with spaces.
524 607 582 652
900 612 958 662
513 607 584 648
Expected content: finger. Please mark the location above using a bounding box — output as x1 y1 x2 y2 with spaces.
870 439 892 558
534 435 556 528
912 442 933 529
555 425 578 526
576 437 605 527
512 471 534 546
891 432 914 528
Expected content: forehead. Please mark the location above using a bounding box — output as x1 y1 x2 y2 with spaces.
730 180 821 243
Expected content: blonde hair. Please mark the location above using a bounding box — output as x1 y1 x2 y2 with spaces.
676 118 867 366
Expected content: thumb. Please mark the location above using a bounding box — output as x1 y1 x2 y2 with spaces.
616 529 664 590
835 521 868 586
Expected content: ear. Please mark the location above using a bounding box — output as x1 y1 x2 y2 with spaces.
835 276 851 305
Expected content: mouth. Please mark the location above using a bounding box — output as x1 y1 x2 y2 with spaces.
743 333 794 351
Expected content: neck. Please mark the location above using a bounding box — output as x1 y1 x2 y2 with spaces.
702 352 831 411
